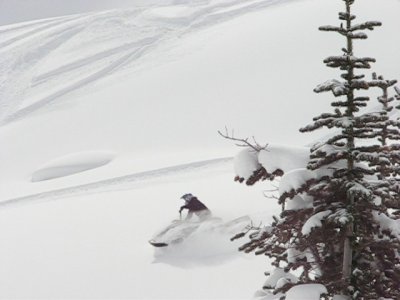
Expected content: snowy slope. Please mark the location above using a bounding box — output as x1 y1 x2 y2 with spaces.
0 161 277 299
0 0 399 298
1 0 399 196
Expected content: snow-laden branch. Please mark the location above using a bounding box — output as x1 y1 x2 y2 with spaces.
314 79 348 96
350 21 382 32
319 21 381 38
323 56 375 69
233 144 310 184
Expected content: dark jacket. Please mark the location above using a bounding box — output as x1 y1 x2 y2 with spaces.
180 197 208 213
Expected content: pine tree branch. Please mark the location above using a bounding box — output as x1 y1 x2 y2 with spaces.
350 21 382 31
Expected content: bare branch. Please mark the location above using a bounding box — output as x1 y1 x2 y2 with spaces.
218 127 268 152
263 185 279 200
230 221 263 241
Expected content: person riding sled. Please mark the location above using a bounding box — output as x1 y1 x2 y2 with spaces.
179 193 211 220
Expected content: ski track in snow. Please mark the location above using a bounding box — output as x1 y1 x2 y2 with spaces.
0 0 296 125
0 157 232 209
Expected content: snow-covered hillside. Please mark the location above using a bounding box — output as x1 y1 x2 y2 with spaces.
0 0 399 298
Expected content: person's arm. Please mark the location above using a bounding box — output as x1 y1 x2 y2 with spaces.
179 204 189 213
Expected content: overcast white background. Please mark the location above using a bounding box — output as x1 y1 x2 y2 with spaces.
0 0 167 25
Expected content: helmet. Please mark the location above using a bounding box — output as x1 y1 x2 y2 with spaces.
181 193 193 202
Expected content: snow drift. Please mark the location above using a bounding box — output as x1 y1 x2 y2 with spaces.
31 151 115 182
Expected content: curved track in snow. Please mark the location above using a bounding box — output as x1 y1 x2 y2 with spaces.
0 157 232 209
0 0 295 125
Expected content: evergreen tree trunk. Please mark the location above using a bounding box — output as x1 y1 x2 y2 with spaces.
342 1 354 294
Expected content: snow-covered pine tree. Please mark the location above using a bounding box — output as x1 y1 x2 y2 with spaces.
366 74 400 214
230 0 400 299
296 0 400 297
369 73 398 149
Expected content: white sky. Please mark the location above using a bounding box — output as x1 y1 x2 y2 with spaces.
2 0 398 26
0 0 167 25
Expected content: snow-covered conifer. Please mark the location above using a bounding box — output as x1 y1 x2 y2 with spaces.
364 74 400 214
229 1 400 299
297 1 400 297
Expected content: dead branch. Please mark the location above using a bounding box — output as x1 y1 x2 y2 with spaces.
218 126 268 152
230 221 264 241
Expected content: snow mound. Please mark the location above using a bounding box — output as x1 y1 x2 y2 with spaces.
258 145 309 173
285 284 327 300
31 151 115 182
263 267 298 289
234 144 310 181
234 149 261 179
